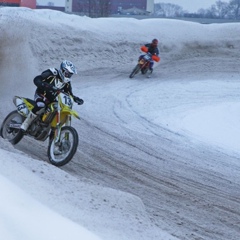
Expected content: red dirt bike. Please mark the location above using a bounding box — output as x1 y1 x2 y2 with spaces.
129 46 160 78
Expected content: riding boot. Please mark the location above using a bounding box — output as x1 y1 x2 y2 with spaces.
147 68 153 78
20 111 37 131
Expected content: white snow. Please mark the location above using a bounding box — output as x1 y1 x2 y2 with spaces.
181 102 240 151
0 174 100 240
0 6 240 240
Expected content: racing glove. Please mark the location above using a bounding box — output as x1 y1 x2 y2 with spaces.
73 96 84 105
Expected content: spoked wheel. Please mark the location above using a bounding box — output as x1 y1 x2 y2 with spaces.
47 126 79 167
0 110 24 145
129 64 141 78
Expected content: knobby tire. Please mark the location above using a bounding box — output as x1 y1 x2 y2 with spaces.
129 64 141 78
47 126 79 167
0 110 24 145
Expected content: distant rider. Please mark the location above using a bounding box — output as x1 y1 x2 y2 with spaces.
21 60 84 131
139 38 159 73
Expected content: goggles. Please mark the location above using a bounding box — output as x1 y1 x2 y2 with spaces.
63 69 73 78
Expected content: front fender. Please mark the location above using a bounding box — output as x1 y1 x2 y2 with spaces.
50 108 80 128
61 105 80 120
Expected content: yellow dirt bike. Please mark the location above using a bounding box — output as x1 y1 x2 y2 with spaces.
0 91 81 166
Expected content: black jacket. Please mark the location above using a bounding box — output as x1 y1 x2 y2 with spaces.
145 43 159 56
34 68 73 102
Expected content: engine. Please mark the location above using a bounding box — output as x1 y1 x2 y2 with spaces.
28 119 51 141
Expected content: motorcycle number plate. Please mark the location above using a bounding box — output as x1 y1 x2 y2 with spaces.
16 98 28 116
144 56 151 61
59 93 73 108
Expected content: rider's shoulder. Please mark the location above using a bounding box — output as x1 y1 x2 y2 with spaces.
48 68 58 76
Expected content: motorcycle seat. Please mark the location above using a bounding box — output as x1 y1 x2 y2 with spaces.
26 98 36 105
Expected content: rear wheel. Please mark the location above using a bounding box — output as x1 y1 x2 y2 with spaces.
129 64 141 78
0 110 24 145
47 126 79 167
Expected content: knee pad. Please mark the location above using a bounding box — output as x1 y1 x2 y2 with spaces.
36 101 45 108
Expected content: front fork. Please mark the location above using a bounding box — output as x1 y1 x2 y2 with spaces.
54 108 62 143
138 59 149 70
54 110 71 143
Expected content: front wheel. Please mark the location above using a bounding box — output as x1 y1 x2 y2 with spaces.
129 64 141 78
0 110 24 145
47 126 79 167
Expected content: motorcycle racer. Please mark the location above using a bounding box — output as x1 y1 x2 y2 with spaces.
139 38 159 74
21 60 84 131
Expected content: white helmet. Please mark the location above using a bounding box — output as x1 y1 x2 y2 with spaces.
59 60 77 83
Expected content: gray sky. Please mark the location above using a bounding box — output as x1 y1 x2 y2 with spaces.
37 0 219 12
155 0 218 12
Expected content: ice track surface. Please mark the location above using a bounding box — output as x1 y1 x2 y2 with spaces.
0 8 240 240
